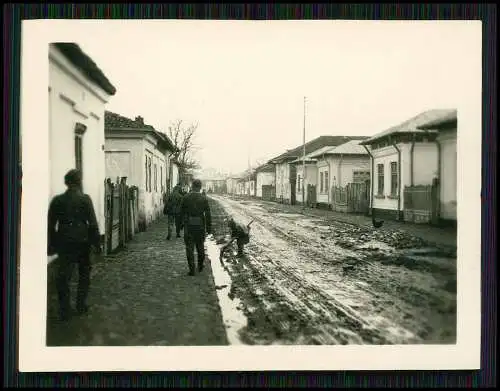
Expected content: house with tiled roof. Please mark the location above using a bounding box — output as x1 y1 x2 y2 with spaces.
48 42 117 263
305 139 370 209
359 108 457 224
268 135 366 205
104 111 178 228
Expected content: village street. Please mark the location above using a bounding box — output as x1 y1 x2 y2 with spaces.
208 195 457 346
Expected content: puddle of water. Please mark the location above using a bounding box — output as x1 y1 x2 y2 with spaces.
206 239 248 345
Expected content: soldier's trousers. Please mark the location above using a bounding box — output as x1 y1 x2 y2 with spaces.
184 229 205 272
55 244 91 317
167 214 182 237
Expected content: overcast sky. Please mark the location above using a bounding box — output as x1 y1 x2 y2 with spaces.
74 20 478 175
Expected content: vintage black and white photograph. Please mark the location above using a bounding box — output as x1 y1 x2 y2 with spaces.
19 20 481 371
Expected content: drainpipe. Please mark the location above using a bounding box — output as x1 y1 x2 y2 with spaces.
391 142 402 220
434 137 442 220
363 145 374 214
338 153 344 187
410 135 416 186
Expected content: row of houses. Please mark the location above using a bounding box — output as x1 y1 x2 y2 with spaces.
225 109 457 226
48 43 191 260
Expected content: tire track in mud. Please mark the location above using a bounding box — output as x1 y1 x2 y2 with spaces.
218 196 456 343
209 196 426 345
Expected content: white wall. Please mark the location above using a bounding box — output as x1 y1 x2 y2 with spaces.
104 137 143 187
413 142 439 185
142 136 167 225
370 145 403 211
172 163 179 188
256 171 275 198
296 164 317 203
316 159 330 204
49 45 111 242
275 163 291 201
338 156 370 186
438 129 457 220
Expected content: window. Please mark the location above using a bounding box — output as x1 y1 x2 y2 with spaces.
74 123 86 181
320 172 324 192
160 166 163 193
147 157 152 192
390 162 398 196
324 171 329 194
297 175 301 191
377 163 385 196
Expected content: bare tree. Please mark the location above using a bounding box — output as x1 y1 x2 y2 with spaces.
166 119 200 174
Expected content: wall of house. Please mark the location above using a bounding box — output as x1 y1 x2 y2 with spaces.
172 163 179 189
275 163 291 202
48 45 111 253
141 136 168 226
438 129 457 221
104 137 144 188
296 164 317 203
336 156 370 186
256 171 275 198
370 144 405 212
413 142 439 185
316 159 331 204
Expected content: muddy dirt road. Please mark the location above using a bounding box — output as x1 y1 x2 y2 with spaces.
207 195 457 346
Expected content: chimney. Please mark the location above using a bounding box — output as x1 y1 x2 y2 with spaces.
135 116 144 125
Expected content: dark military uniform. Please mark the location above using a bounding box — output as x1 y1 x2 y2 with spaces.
47 187 100 320
179 190 212 275
164 185 184 239
228 219 250 256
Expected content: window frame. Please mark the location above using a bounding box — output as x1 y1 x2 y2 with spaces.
377 163 385 196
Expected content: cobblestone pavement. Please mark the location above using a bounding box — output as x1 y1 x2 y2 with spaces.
46 216 228 346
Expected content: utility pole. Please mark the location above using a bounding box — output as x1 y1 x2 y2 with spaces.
302 96 306 210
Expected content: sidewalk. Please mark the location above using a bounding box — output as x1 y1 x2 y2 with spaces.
46 216 228 346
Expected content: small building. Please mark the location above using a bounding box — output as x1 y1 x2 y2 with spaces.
226 176 241 195
255 163 276 200
202 178 227 194
308 139 370 211
416 110 457 225
48 43 116 262
269 135 365 205
360 108 456 223
243 170 257 197
104 111 177 228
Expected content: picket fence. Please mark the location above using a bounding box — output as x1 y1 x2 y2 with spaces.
104 177 139 255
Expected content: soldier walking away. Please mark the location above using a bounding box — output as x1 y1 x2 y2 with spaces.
163 183 184 240
179 179 212 276
47 169 101 321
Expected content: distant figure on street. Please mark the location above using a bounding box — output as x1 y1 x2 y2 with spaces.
179 179 212 276
228 218 251 257
163 183 184 240
47 169 101 321
202 189 207 197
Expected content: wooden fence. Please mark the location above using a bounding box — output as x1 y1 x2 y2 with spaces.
104 177 139 255
403 182 439 224
331 182 370 214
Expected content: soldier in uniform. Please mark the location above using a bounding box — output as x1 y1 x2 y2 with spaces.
47 169 101 321
163 183 184 240
179 179 212 276
227 218 251 257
